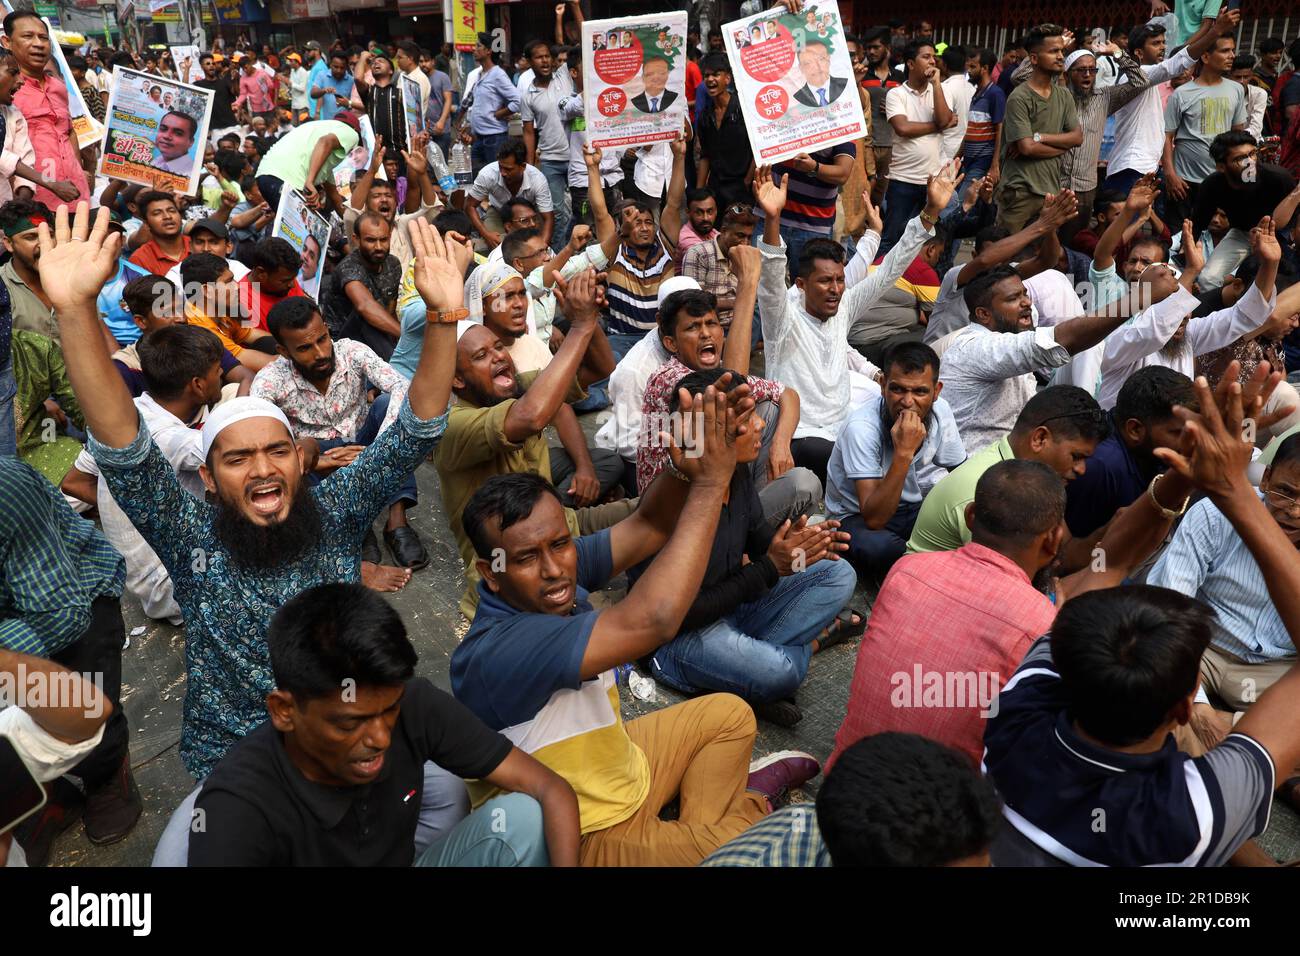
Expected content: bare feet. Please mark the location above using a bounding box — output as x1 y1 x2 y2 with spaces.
362 560 412 592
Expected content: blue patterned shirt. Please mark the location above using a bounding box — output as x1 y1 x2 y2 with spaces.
88 398 448 778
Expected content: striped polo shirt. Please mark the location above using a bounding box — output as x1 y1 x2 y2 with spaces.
756 141 857 238
606 238 674 335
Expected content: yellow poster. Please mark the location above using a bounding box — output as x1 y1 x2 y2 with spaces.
453 0 485 53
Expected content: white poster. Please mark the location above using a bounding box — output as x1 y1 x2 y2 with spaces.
333 114 380 202
721 0 867 165
169 45 202 85
399 72 424 147
98 67 214 196
271 187 332 301
581 12 687 150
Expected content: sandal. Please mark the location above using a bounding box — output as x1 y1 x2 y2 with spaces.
817 607 866 652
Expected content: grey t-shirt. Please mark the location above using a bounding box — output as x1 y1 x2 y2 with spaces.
424 70 452 129
923 266 968 343
1164 79 1247 183
521 73 574 163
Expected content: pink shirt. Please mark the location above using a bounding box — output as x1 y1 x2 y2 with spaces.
829 542 1058 769
12 71 89 209
234 71 276 114
675 222 717 271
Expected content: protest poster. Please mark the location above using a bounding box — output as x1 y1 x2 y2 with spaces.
169 45 202 85
272 187 332 301
400 72 425 146
37 18 104 149
98 67 214 196
721 0 866 165
333 114 381 203
580 12 687 150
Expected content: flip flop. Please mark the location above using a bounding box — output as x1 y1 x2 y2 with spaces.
817 606 866 652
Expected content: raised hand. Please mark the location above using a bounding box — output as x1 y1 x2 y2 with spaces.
1251 216 1281 265
370 137 387 170
861 188 883 234
408 218 467 312
1038 190 1078 228
38 203 123 313
924 158 963 218
728 242 762 285
582 144 603 172
1180 219 1205 273
402 145 427 177
552 268 601 327
666 383 739 486
1126 173 1161 213
567 224 592 250
752 165 788 218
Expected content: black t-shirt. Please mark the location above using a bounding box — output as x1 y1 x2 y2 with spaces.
697 94 752 186
189 678 512 866
323 249 403 359
1192 163 1296 236
196 76 238 128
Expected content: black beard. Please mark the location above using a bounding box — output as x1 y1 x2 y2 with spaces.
458 379 522 408
211 479 323 570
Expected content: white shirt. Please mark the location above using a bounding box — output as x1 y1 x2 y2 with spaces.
938 323 1072 454
165 257 249 293
633 141 671 198
885 83 943 185
757 215 934 441
1098 284 1273 409
1107 46 1197 176
1025 269 1100 393
940 74 974 164
0 104 37 203
467 161 555 214
75 394 206 624
1243 83 1268 140
290 66 311 109
593 329 672 461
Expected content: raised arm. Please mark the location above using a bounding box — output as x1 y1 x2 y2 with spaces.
37 204 138 449
658 131 689 249
582 146 620 260
959 190 1075 285
405 219 472 420
721 244 761 374
1095 174 1159 272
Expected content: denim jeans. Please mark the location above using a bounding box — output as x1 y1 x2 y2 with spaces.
605 331 646 362
310 393 417 508
1102 167 1144 194
649 558 858 703
879 179 929 258
414 792 551 866
841 498 922 580
0 361 15 457
471 131 508 176
539 159 571 245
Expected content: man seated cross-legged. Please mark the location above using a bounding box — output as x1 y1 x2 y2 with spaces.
450 383 821 866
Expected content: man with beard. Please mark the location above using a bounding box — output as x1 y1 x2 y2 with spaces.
321 212 402 359
832 452 1197 768
344 139 439 271
824 342 965 580
1064 366 1197 540
196 53 241 146
908 385 1110 555
254 296 427 575
353 51 407 154
437 270 635 619
1098 218 1281 410
938 263 1150 455
49 204 468 781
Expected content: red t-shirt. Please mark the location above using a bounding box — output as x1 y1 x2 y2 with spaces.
239 274 307 331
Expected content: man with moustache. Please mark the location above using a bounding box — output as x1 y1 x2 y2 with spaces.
321 212 402 359
47 205 469 781
253 295 427 575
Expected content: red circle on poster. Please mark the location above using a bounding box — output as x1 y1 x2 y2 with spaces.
596 87 628 117
739 24 795 83
593 33 645 85
754 84 790 120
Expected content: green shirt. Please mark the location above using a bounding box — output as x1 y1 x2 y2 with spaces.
906 437 1014 554
11 330 84 487
1175 0 1218 44
255 120 360 189
1000 81 1079 197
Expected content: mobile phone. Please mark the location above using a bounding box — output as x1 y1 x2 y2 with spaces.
0 734 47 835
1226 0 1241 10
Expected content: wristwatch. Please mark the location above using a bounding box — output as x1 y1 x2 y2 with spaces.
429 307 470 325
1032 132 1043 143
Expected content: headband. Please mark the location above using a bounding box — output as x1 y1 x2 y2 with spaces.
4 214 48 238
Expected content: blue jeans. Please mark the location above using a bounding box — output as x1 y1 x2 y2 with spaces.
1102 167 1144 194
414 792 551 867
540 158 571 246
606 331 646 362
879 179 929 259
311 393 417 508
649 558 858 703
471 131 508 176
841 499 922 579
0 361 15 457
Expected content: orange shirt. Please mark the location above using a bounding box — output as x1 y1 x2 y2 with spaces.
185 301 255 356
129 236 192 276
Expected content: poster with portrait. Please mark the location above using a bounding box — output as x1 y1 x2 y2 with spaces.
400 72 425 146
169 45 202 85
581 12 687 150
271 187 331 301
98 67 214 196
332 114 381 203
722 0 866 165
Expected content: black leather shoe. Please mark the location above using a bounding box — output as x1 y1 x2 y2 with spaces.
14 778 84 867
385 525 429 570
83 757 143 846
362 526 382 564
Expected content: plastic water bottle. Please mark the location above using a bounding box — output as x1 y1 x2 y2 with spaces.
450 141 472 186
426 141 458 194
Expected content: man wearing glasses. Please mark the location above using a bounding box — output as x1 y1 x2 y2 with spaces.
1008 41 1148 247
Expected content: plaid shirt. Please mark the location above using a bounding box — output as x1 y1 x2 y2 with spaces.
0 458 124 655
681 237 739 325
635 356 783 493
701 804 831 866
829 542 1057 768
